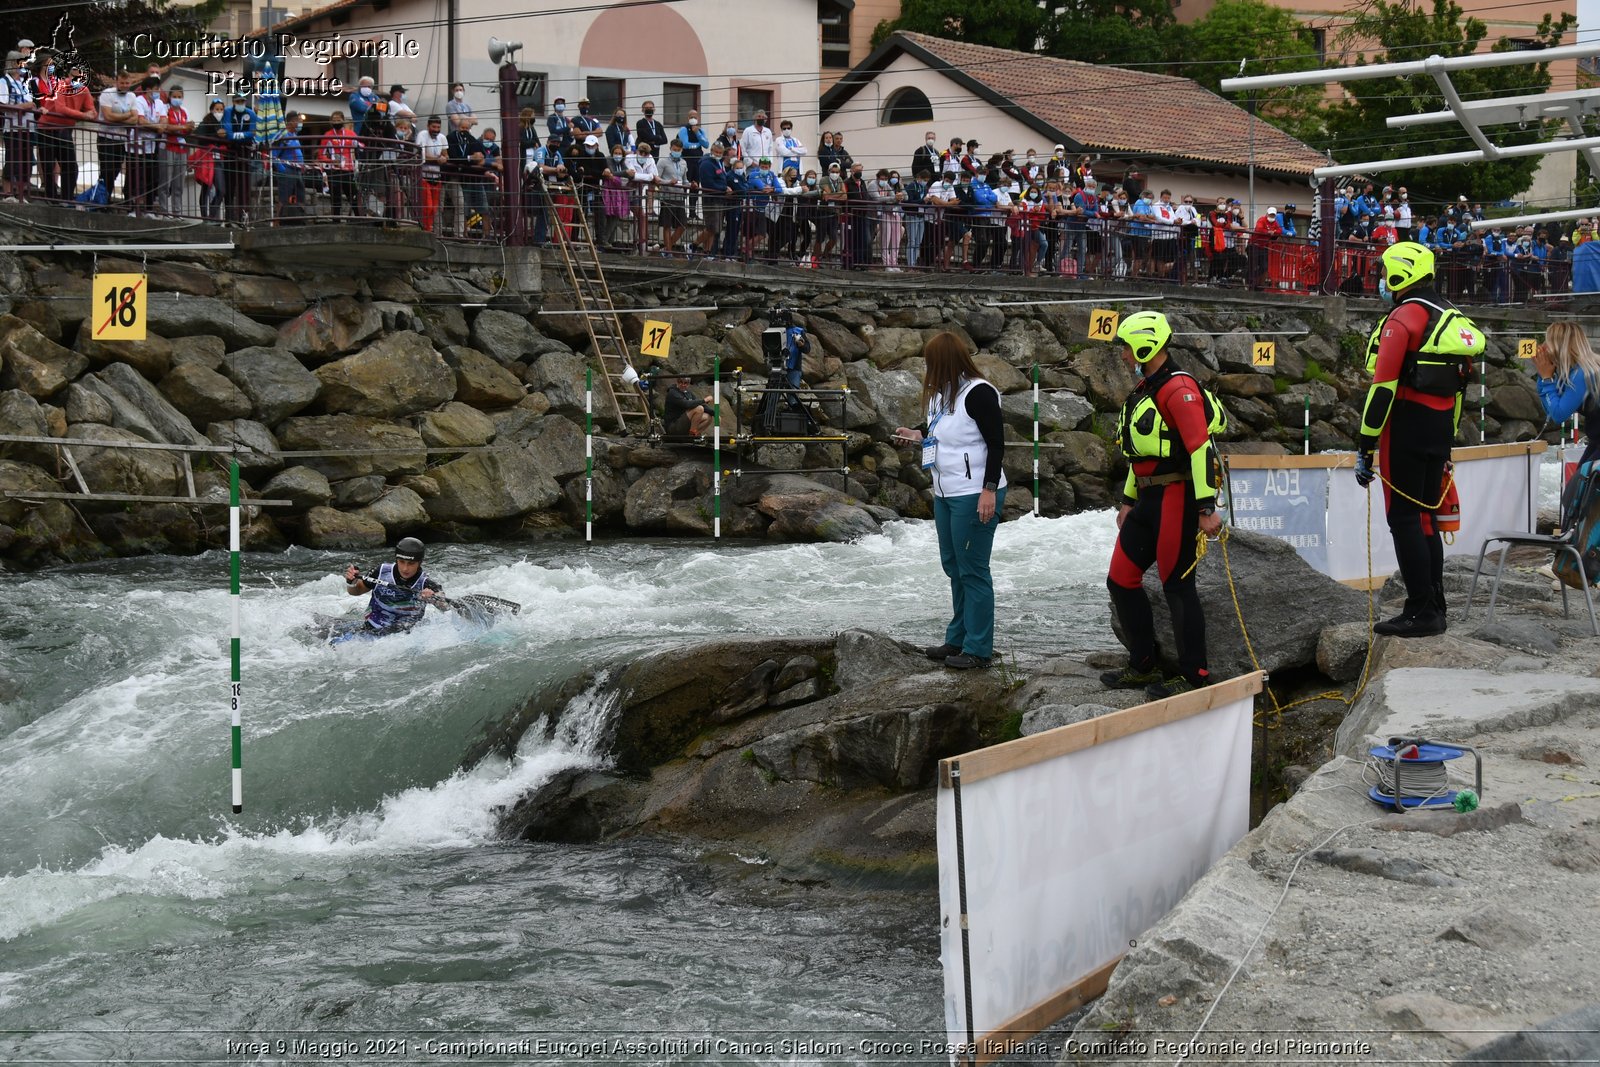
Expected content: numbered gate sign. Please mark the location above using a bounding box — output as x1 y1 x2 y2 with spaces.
94 273 148 341
639 319 673 359
1517 339 1537 359
1087 309 1120 341
1252 341 1276 367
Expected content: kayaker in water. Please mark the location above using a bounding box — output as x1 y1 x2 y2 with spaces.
343 537 443 634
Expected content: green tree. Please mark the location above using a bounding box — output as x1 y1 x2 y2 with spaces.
1321 0 1575 204
872 0 1049 53
1043 0 1175 68
1179 0 1329 144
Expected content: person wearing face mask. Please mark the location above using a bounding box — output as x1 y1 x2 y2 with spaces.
902 169 929 270
694 142 729 258
656 138 689 255
723 153 752 259
359 99 399 219
817 162 846 264
123 77 168 216
872 168 904 271
547 97 572 154
318 111 359 217
0 57 36 203
600 141 633 248
1247 205 1283 290
628 142 659 251
1104 186 1132 278
605 107 632 153
444 82 472 126
156 82 192 216
817 130 840 176
1100 312 1227 698
635 100 667 154
738 110 774 165
715 120 740 164
912 130 939 178
774 120 805 175
35 61 94 203
571 97 600 137
270 111 310 222
1206 198 1234 283
348 77 376 133
385 85 414 124
792 168 820 264
772 164 802 260
673 110 708 222
568 133 606 241
192 97 228 220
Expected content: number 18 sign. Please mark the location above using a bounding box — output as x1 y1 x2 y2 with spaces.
93 273 148 341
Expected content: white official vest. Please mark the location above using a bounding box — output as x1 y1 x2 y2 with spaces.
928 376 1007 498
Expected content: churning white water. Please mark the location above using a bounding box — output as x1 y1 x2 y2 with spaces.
0 514 1116 1063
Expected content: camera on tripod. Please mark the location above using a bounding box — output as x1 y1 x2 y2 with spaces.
762 308 796 373
755 307 817 436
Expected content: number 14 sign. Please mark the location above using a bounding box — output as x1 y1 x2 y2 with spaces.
93 273 148 342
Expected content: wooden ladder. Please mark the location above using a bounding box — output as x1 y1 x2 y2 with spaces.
546 185 652 435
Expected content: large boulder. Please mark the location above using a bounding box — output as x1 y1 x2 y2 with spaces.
75 363 207 445
63 383 114 426
0 459 107 565
349 486 429 534
470 308 547 362
221 274 307 318
74 321 174 381
804 315 869 361
205 419 281 472
66 423 184 496
300 505 386 550
425 447 561 522
220 347 320 425
158 364 252 425
971 355 1029 395
314 332 455 418
745 473 882 543
623 462 714 535
444 346 526 409
275 415 426 480
959 304 1006 345
0 390 52 465
863 326 926 368
144 294 278 350
512 414 588 480
276 296 384 361
260 466 333 509
845 362 922 436
1487 375 1544 424
168 336 226 372
414 402 496 448
1001 390 1092 434
0 317 88 397
1110 526 1369 679
524 350 588 415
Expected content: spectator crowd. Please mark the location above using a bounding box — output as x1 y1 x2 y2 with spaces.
0 36 1593 305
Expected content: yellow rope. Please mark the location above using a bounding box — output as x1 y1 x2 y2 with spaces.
1377 467 1455 512
1215 484 1378 730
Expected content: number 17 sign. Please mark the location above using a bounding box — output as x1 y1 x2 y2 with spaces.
639 319 673 359
93 273 148 341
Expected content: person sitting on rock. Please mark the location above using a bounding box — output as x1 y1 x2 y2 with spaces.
663 374 714 439
343 537 441 633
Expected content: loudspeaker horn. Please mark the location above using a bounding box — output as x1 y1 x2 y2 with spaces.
488 37 522 65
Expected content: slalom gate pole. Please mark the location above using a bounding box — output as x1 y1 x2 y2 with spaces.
584 368 593 544
1304 395 1310 455
713 357 722 539
1032 364 1040 516
228 458 242 814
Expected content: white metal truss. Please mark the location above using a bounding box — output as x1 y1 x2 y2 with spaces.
1220 41 1600 230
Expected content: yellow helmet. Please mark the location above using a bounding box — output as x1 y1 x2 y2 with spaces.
1380 241 1435 292
1114 310 1172 363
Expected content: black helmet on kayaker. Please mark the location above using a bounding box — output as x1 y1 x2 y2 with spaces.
395 537 425 562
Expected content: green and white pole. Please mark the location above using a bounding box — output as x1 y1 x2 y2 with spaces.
228 458 242 814
1479 360 1487 443
1031 363 1040 517
713 356 722 539
585 367 593 543
1303 394 1310 456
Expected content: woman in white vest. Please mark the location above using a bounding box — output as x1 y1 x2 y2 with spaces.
895 332 1007 668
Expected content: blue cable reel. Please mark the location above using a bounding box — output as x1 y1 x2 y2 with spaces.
1366 736 1483 813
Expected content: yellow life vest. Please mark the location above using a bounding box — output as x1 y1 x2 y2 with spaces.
1399 297 1483 398
1118 370 1228 460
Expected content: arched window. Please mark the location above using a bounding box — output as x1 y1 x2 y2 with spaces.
881 87 933 126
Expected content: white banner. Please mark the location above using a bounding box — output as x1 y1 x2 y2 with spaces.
1227 443 1544 584
936 675 1260 1064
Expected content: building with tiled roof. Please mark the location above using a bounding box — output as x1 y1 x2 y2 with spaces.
820 31 1333 216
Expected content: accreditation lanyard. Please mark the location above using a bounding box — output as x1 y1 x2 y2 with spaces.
923 401 954 470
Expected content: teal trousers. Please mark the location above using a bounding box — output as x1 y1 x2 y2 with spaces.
934 488 1006 658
